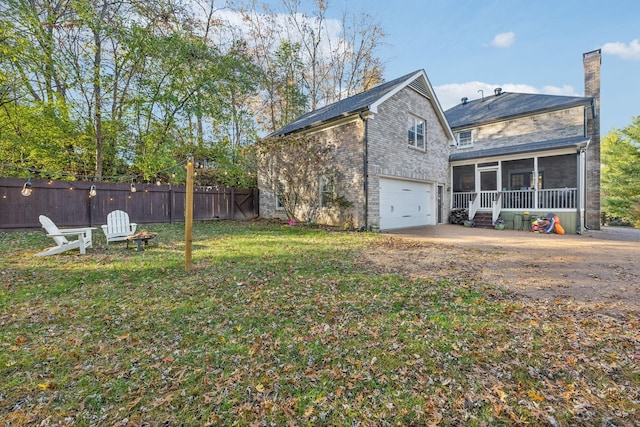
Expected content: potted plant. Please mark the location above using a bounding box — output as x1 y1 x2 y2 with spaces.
495 218 506 230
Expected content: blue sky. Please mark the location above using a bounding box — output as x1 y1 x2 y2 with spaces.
359 0 640 133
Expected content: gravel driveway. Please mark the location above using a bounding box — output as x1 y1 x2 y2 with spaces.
366 225 640 314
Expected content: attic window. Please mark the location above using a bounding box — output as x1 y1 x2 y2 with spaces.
457 130 473 148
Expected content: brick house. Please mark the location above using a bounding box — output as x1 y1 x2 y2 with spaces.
259 50 601 234
258 70 455 231
445 49 601 234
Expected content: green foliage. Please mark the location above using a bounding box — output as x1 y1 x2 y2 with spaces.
0 101 79 176
0 1 264 181
0 0 385 185
270 41 308 130
601 116 640 227
192 145 257 188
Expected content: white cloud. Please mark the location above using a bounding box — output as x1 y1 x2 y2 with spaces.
601 39 640 60
434 82 579 110
490 31 516 48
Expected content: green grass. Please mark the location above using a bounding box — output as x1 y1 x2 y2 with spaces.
0 221 638 426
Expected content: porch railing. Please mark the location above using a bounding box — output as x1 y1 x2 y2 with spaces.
454 188 578 211
538 188 577 210
453 191 475 209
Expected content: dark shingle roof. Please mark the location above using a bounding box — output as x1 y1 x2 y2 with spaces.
449 136 589 162
445 92 593 129
270 70 423 137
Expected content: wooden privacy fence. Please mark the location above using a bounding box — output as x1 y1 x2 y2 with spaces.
0 178 258 229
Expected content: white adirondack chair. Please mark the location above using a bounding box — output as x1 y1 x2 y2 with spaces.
101 210 137 244
35 215 94 256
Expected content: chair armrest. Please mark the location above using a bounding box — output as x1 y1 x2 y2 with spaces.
50 227 95 237
58 227 95 232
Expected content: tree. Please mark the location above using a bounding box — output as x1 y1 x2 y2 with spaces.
0 0 387 186
601 116 640 227
279 0 385 108
254 134 333 222
238 0 385 132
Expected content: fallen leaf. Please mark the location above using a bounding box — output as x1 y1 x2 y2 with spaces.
528 390 545 402
37 382 55 390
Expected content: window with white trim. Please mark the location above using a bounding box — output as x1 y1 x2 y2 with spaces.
275 181 285 210
457 130 473 148
319 175 335 208
407 115 426 150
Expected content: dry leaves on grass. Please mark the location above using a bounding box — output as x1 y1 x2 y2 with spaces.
1 224 639 426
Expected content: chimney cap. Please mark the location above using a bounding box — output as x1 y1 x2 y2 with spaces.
494 87 503 96
461 97 468 105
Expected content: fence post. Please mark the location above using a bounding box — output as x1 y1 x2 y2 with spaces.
185 155 194 272
169 185 174 224
230 187 235 220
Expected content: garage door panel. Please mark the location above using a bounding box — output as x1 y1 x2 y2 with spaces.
379 178 432 230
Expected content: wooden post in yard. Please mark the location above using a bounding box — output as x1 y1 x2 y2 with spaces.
185 154 194 271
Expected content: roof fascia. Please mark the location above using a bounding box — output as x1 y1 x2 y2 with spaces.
293 114 363 137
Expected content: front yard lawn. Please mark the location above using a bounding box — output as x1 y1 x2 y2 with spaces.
1 221 638 426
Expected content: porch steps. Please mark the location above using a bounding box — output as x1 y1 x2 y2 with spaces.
471 212 494 229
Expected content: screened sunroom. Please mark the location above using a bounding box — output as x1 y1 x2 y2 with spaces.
450 137 590 233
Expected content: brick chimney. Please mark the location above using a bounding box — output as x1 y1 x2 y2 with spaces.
583 49 601 230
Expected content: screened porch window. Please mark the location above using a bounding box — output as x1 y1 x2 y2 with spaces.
509 172 543 190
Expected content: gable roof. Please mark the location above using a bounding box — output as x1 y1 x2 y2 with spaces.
445 92 593 129
270 70 455 141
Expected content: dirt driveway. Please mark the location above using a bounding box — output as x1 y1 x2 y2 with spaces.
365 225 640 314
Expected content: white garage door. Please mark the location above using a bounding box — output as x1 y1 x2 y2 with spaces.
379 178 433 230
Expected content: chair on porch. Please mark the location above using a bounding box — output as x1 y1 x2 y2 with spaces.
35 215 94 256
101 210 137 244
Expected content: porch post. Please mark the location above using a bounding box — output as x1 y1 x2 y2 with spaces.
533 157 539 210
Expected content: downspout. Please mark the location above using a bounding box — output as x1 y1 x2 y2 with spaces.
582 104 592 231
359 111 369 230
575 147 583 234
582 145 591 231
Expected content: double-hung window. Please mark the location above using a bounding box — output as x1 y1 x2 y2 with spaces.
319 175 335 208
407 115 426 150
276 181 286 210
457 130 473 148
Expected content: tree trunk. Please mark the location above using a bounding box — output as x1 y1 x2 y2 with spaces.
93 26 104 179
